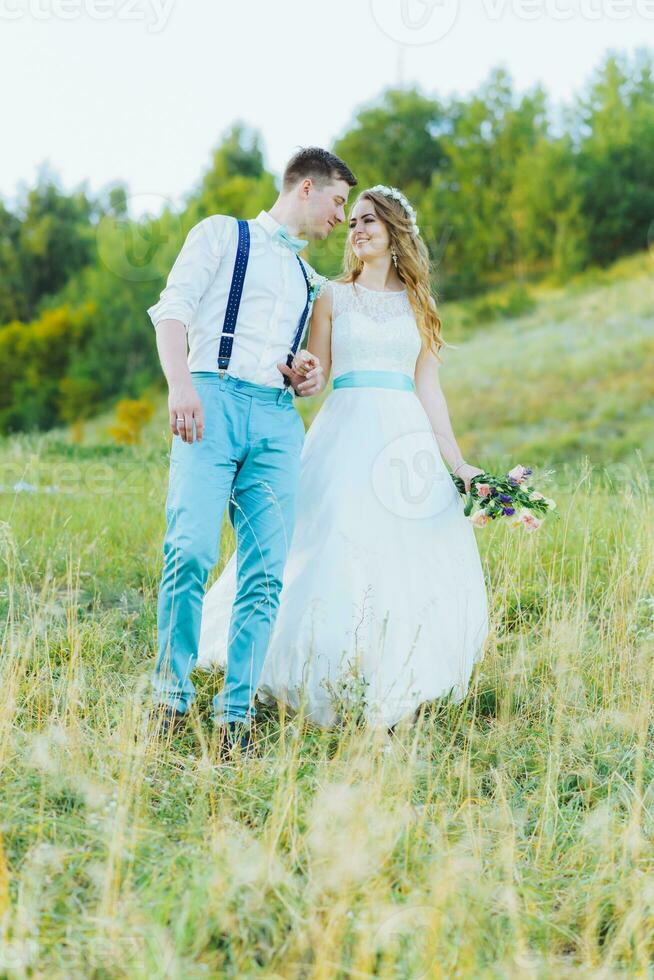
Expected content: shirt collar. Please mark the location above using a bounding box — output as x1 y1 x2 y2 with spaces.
255 210 284 238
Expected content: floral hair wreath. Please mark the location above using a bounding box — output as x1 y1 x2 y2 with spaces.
367 184 420 237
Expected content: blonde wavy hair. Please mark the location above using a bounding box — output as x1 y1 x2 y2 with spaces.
340 188 445 361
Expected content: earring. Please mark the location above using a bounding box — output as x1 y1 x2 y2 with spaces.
391 247 398 268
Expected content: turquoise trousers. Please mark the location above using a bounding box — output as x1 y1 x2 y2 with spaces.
152 371 305 727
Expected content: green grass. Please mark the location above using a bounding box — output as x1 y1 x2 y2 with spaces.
0 252 653 976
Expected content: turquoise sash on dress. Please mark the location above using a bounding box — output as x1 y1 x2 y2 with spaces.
332 370 415 392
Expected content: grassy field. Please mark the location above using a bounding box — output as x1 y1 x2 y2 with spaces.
0 253 653 977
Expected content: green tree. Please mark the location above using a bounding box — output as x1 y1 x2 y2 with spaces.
574 49 654 265
427 70 549 296
15 168 95 318
0 302 96 433
510 136 587 281
186 122 276 223
0 202 26 322
333 88 448 195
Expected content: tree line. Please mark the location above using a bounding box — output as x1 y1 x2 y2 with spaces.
0 49 652 434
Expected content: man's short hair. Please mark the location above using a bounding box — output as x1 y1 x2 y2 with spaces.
282 147 357 192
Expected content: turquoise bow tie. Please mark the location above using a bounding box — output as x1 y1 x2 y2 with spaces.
272 224 308 254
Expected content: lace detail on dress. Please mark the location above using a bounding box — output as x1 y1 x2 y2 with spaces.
331 281 412 322
329 281 422 379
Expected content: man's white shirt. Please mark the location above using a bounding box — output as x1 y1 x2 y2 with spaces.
147 210 314 388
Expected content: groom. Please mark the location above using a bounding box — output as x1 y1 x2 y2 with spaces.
146 147 357 754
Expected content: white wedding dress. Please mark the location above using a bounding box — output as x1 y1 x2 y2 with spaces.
196 281 489 729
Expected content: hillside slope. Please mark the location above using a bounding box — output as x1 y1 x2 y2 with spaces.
12 252 652 480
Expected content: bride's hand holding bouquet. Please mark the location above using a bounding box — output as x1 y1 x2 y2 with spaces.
451 461 485 494
451 463 557 532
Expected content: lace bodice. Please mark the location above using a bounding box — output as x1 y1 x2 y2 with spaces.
328 281 421 378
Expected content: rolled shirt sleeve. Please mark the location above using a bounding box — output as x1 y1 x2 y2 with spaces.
146 214 231 330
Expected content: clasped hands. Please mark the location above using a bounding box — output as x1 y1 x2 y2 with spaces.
277 351 325 397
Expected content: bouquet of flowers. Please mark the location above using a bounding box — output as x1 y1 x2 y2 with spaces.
451 464 557 531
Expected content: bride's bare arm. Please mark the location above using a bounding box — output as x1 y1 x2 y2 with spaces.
306 286 333 383
414 343 467 472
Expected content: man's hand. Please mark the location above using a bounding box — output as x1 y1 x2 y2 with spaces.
277 351 325 397
169 380 204 443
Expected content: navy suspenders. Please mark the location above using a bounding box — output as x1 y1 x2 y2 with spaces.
217 218 311 389
288 258 311 384
217 219 250 373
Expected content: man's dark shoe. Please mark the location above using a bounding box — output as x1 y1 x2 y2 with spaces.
148 704 188 737
214 720 258 760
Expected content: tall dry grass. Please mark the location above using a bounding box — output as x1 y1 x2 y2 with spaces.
1 254 652 976
0 457 652 976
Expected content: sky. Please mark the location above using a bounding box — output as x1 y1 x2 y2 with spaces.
2 0 651 216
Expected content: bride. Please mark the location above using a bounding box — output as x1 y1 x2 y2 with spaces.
196 185 489 730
